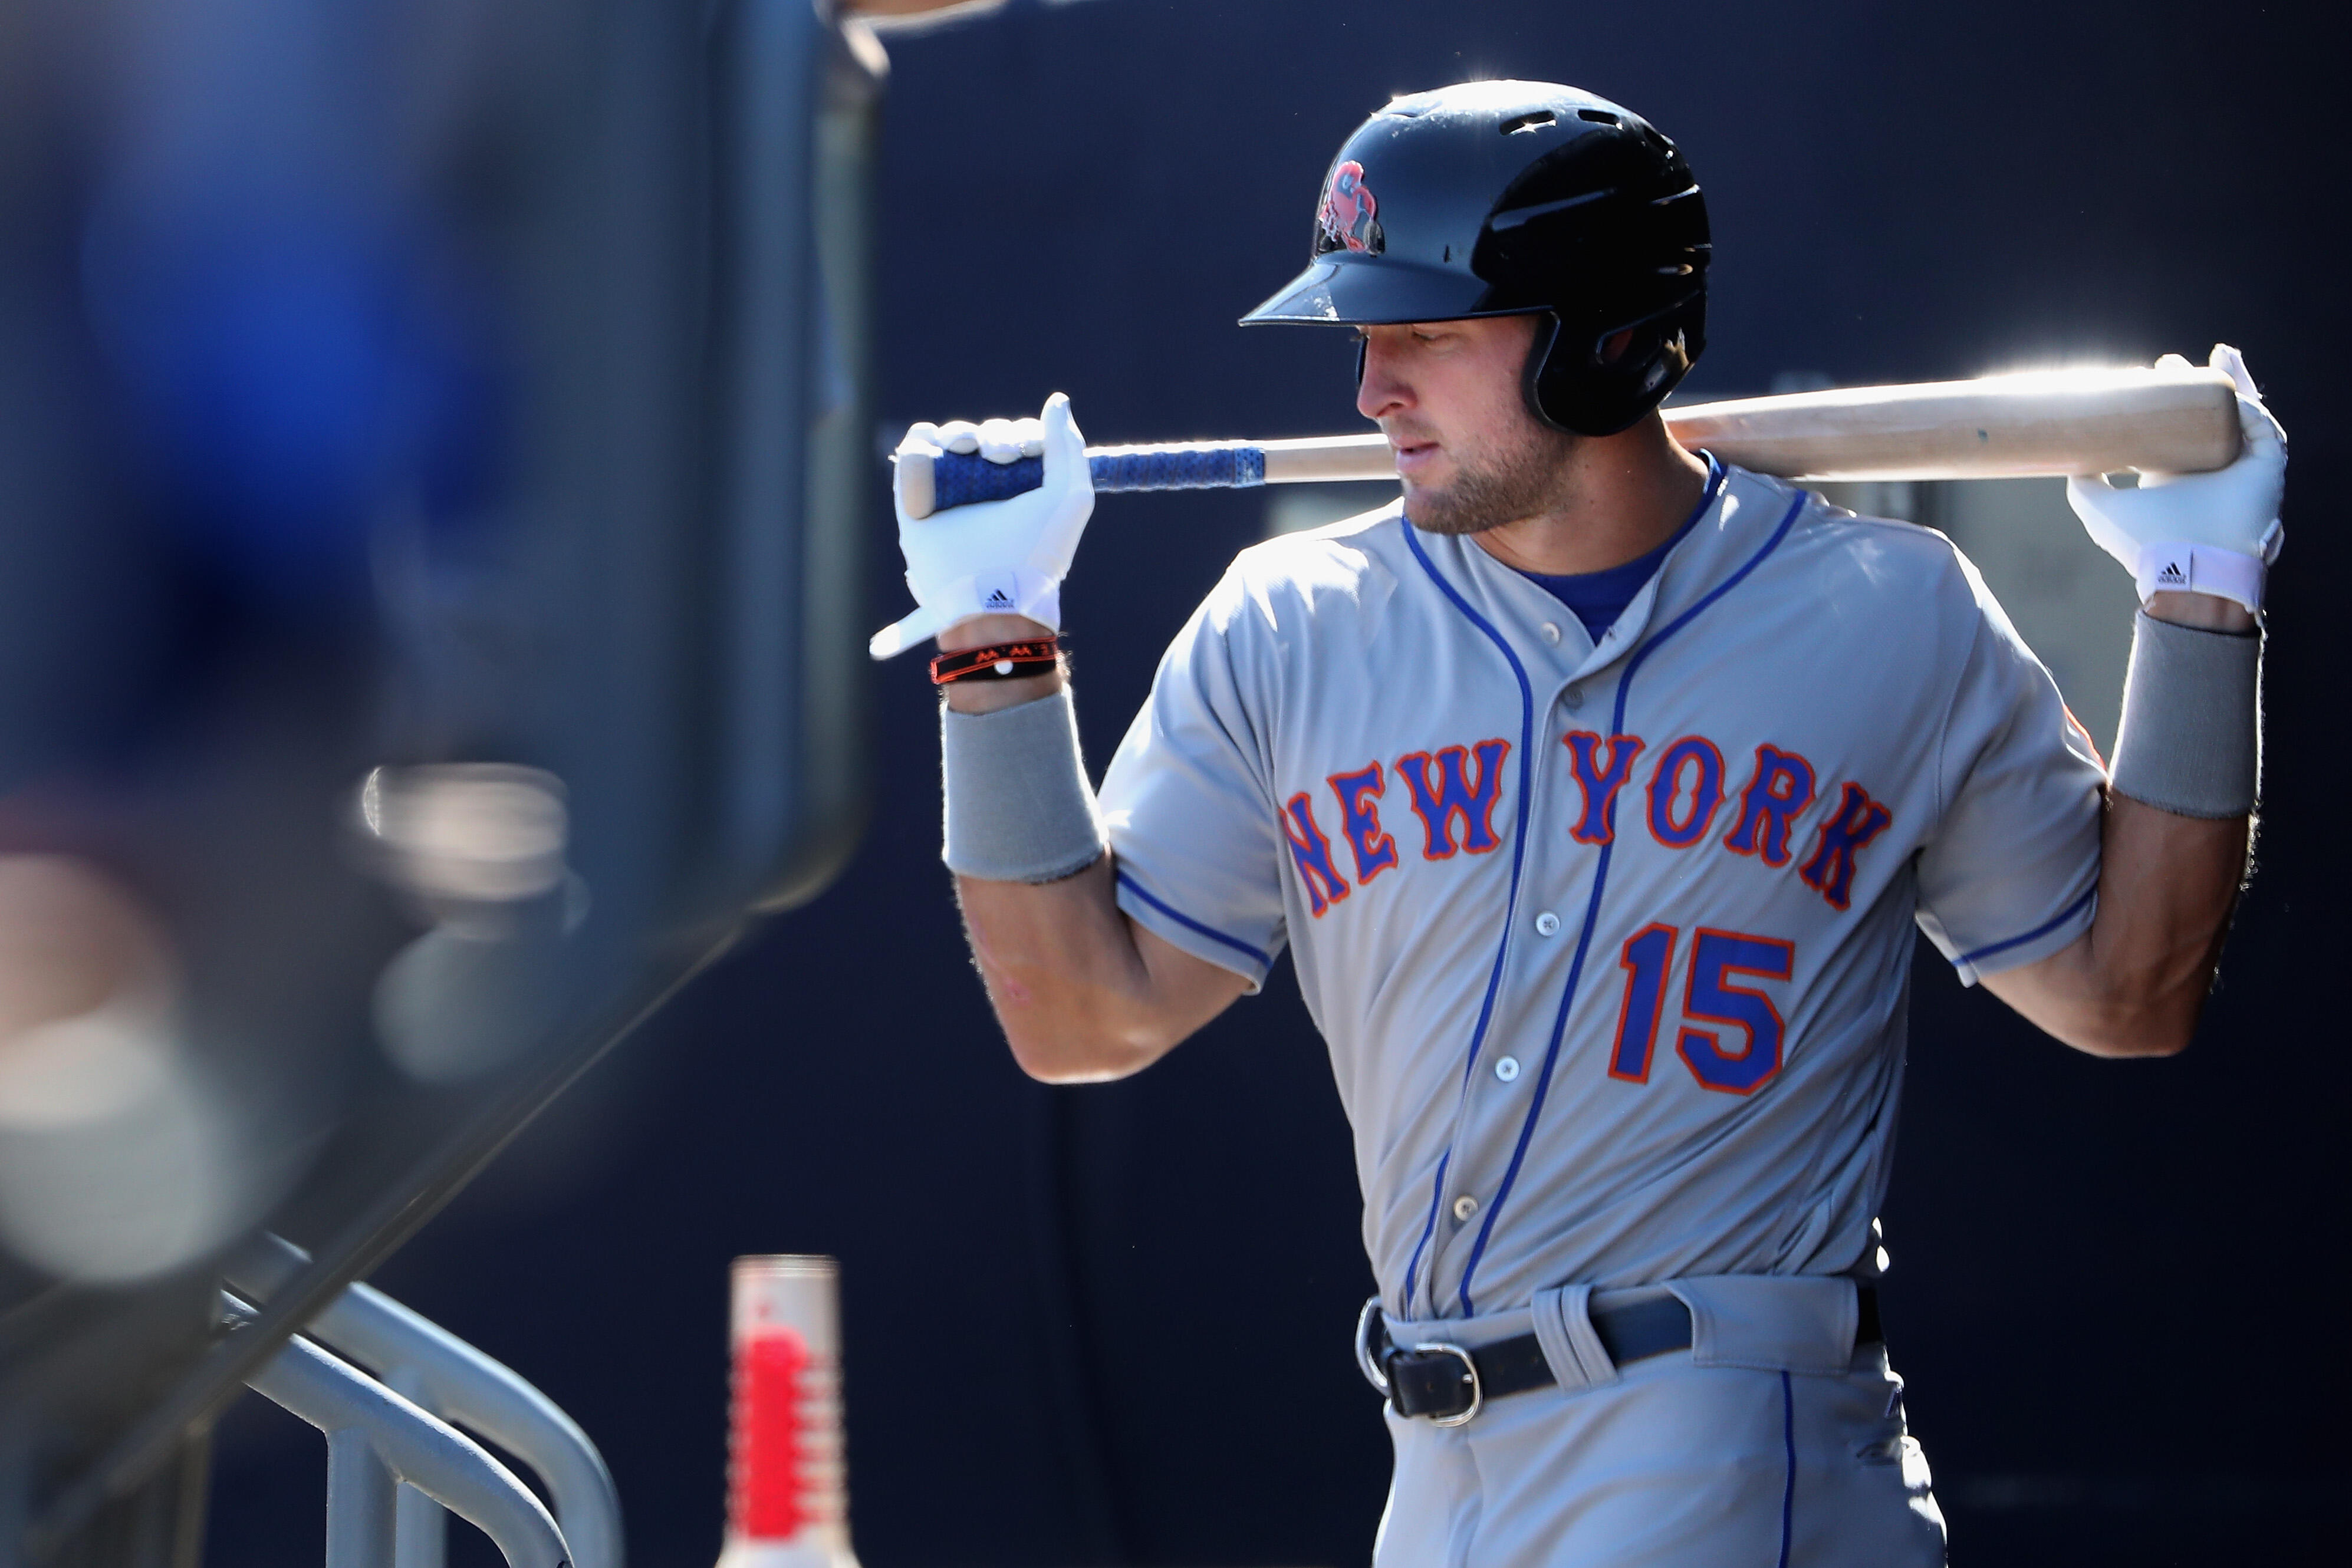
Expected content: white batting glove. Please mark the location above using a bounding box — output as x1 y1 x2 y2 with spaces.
868 393 1095 660
2066 344 2286 614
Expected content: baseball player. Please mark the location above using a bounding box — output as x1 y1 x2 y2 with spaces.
879 81 2282 1566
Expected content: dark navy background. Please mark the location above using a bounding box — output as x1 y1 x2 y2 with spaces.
208 2 2347 1563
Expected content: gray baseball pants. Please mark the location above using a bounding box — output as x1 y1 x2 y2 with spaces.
1373 1277 1948 1567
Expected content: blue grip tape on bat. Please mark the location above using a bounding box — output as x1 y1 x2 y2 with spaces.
914 443 1269 515
893 431 1403 518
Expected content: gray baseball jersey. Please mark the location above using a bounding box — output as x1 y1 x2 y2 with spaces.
1095 463 2104 1321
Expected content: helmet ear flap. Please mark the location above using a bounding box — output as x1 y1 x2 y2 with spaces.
1521 312 1574 433
1524 296 1705 437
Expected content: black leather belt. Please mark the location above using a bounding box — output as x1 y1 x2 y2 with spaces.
1360 1287 1881 1425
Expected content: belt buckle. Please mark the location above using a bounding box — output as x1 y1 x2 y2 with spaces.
1354 1296 1392 1396
1412 1341 1483 1427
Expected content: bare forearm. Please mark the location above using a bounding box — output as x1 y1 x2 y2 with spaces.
956 856 1246 1081
941 612 1127 1075
958 857 1165 1080
1982 591 2255 1056
2039 793 2248 1055
940 616 1246 1078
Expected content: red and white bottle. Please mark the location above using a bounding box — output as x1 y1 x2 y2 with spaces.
716 1256 860 1568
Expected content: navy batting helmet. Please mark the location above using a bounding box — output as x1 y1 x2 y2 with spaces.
1242 81 1710 438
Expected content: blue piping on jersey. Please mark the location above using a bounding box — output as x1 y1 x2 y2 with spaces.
1777 1371 1796 1568
1955 884 2097 969
1396 521 1539 1313
1114 869 1274 969
1456 484 1801 1315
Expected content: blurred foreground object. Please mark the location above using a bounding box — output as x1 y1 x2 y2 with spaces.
0 858 221 1285
718 1257 856 1568
226 1230 621 1568
844 0 1008 23
0 0 880 1559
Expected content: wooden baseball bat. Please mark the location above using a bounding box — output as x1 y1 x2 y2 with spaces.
895 364 2241 519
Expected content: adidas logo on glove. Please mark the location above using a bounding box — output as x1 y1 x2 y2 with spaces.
971 571 1023 615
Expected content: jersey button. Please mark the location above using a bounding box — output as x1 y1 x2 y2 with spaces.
1494 1055 1521 1082
1534 911 1561 936
1453 1195 1479 1221
1562 685 1584 711
1539 621 1562 645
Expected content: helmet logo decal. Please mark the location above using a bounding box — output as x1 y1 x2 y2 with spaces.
1316 160 1384 255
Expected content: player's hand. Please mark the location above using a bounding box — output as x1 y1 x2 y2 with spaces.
2065 344 2285 615
867 393 1095 660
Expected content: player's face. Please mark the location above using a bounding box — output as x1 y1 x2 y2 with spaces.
1356 315 1575 536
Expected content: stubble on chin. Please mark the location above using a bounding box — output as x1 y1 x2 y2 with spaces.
1402 420 1579 537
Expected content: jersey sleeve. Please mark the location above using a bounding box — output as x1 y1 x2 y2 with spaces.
1096 574 1288 991
1912 554 2107 985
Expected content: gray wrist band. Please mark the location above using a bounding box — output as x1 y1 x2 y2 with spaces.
942 686 1107 882
2107 610 2262 819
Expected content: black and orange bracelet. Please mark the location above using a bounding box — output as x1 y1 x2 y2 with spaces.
930 636 1061 686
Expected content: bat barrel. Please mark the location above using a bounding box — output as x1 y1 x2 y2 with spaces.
1662 365 2241 482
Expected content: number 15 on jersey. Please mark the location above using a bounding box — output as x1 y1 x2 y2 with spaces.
1610 924 1795 1095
